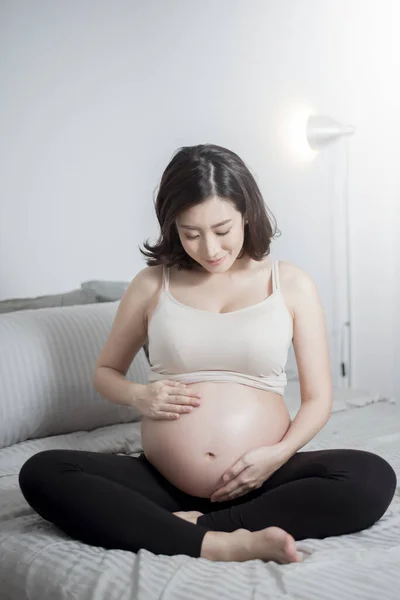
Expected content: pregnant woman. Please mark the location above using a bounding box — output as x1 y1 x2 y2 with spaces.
19 144 397 564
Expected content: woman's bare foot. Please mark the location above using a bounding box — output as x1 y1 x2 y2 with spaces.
173 510 204 525
201 527 302 564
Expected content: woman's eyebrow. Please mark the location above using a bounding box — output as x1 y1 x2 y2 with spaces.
179 219 232 230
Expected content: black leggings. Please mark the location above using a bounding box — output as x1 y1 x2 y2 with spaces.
18 447 397 558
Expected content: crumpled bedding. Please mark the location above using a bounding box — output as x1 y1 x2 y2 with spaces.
1 385 399 600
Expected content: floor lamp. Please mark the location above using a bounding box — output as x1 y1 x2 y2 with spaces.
306 115 356 388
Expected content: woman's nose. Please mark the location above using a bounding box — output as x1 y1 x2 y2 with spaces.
203 240 220 258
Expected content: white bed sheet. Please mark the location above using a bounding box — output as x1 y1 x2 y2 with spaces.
0 385 399 600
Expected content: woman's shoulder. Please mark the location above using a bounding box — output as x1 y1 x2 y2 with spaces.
278 260 315 288
278 260 322 314
124 265 165 304
128 266 166 326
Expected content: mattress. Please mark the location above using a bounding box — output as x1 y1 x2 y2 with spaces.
0 384 399 600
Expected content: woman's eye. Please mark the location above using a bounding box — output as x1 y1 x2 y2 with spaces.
185 230 230 241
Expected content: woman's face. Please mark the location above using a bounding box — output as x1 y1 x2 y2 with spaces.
175 196 246 272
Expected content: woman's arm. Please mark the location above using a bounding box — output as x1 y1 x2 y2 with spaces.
277 266 333 462
277 398 332 462
93 266 160 407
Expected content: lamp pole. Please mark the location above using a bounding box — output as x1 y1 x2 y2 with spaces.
307 115 356 388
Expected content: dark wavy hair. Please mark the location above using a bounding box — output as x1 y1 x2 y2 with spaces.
139 144 281 270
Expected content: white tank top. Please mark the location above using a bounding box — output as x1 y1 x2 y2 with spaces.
147 260 293 395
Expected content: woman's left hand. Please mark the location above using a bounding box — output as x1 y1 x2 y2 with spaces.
210 444 287 503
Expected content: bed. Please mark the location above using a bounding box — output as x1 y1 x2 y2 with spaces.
1 380 399 600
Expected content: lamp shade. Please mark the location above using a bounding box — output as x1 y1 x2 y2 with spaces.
307 115 356 151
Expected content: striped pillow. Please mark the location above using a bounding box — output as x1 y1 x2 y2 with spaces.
0 302 151 449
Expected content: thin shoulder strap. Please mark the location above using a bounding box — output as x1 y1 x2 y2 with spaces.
271 260 280 292
162 266 170 292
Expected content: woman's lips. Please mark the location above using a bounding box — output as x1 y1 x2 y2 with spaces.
206 255 227 265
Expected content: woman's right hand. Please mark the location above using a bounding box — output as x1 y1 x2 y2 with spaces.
135 380 202 420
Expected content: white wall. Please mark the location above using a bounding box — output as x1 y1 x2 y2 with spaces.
1 0 399 397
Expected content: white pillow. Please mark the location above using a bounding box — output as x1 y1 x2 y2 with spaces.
0 302 150 449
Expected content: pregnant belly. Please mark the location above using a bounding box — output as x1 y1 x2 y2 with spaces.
140 381 291 498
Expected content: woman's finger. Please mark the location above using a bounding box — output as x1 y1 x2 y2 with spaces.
228 486 248 499
212 485 248 502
